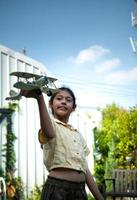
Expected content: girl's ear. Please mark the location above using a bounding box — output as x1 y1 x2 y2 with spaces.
49 99 53 108
49 102 54 115
72 104 77 112
49 100 52 109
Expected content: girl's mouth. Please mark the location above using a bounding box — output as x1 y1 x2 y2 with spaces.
58 106 67 111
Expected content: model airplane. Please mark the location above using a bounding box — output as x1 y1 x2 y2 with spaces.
6 71 58 101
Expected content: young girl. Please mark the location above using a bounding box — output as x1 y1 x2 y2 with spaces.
21 87 104 200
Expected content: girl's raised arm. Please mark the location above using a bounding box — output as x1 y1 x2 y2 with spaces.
21 90 55 139
37 94 55 139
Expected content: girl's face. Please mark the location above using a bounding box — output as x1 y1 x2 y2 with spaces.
51 90 75 122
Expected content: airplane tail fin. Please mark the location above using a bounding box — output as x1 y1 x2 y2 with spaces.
9 90 18 96
5 90 22 101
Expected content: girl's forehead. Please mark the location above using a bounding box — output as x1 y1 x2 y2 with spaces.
56 90 72 97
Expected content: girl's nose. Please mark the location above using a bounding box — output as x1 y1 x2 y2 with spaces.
61 98 67 104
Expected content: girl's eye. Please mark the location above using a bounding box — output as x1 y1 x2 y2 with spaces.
55 97 72 103
66 98 72 103
56 97 62 100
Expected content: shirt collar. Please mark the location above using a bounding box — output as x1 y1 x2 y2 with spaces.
53 117 77 131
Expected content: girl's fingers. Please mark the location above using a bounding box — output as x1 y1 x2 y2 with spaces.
20 89 38 98
20 90 24 96
20 90 29 97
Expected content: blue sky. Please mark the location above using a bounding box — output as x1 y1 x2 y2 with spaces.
0 0 137 109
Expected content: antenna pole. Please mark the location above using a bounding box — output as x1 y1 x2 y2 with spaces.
130 1 137 53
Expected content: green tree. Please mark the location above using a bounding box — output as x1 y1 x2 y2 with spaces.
1 103 25 199
93 104 137 188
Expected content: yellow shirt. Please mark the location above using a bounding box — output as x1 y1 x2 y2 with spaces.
38 118 90 174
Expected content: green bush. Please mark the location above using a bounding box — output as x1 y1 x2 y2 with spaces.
87 193 95 200
27 185 42 200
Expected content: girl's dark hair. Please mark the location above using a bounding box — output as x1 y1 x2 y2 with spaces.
49 87 76 109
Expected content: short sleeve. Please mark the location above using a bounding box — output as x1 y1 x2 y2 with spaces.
80 134 90 156
38 129 49 144
84 143 90 156
38 118 57 144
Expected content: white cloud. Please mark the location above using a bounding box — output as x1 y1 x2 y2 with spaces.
95 58 121 74
69 45 110 64
106 67 137 84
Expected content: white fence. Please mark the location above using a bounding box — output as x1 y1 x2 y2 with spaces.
0 44 51 195
0 177 6 200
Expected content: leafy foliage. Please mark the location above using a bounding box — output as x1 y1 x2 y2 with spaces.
87 193 95 200
93 103 137 187
6 176 25 200
27 185 42 200
1 103 25 199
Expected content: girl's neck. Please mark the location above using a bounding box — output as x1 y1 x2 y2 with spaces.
54 115 69 124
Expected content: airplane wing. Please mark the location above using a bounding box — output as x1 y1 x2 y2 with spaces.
47 77 58 82
13 81 58 96
10 71 57 81
13 82 40 90
10 72 42 79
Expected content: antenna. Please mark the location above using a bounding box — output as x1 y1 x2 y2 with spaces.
130 0 137 54
129 37 137 53
21 47 27 55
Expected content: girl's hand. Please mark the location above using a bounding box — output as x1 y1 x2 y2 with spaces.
20 89 42 99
